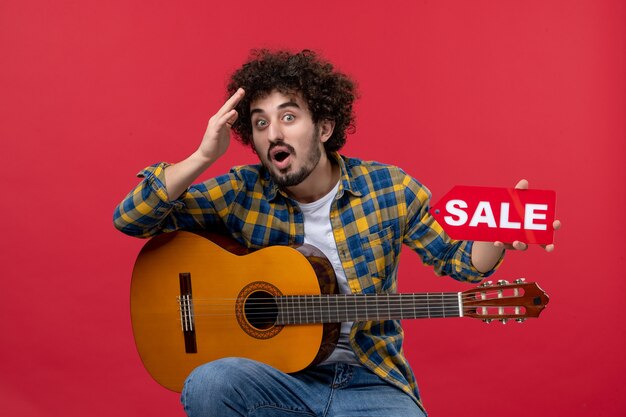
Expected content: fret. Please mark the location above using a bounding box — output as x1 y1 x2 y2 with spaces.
309 295 315 323
299 296 304 324
306 295 317 323
437 293 445 318
282 296 287 325
319 293 324 323
433 293 443 318
309 296 313 322
427 293 440 318
293 295 298 324
441 293 446 317
374 297 380 319
276 296 283 325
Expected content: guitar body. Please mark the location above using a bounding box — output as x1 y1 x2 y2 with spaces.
130 231 339 392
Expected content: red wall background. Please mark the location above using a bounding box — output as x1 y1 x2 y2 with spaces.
1 1 624 416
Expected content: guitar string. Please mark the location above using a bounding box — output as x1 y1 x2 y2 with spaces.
175 303 524 318
185 303 524 311
176 292 524 310
183 289 521 302
172 307 519 321
177 301 509 311
184 300 466 309
174 291 528 320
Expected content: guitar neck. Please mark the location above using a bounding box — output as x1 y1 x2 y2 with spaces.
275 292 461 325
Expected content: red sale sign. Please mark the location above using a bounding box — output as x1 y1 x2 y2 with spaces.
431 186 557 244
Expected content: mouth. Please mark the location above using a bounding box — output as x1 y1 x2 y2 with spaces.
268 145 295 170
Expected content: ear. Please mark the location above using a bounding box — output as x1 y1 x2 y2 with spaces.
318 119 336 143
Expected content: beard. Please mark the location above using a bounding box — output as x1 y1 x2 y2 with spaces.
260 126 323 188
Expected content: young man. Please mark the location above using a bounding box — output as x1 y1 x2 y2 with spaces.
114 50 558 417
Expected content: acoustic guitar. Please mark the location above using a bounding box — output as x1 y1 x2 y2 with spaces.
130 231 549 392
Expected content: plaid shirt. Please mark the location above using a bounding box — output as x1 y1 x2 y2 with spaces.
114 152 499 409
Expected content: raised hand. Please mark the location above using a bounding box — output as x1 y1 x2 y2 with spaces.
198 88 245 163
163 88 245 201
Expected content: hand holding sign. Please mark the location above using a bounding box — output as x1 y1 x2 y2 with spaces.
431 180 561 252
499 179 561 252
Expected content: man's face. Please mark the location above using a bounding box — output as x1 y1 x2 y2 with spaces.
250 90 326 188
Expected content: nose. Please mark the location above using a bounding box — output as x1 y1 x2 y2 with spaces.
267 121 284 142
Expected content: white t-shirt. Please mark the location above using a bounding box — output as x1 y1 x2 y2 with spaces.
297 181 360 365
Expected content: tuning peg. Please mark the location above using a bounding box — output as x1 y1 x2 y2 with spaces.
482 319 493 323
480 281 493 287
515 318 526 323
500 318 509 324
514 278 526 284
497 280 509 286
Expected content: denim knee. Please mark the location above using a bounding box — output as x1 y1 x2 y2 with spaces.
184 357 252 394
181 357 256 416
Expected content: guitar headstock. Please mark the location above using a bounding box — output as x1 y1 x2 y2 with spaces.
462 279 549 323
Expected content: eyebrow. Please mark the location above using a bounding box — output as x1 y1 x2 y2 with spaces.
250 100 301 115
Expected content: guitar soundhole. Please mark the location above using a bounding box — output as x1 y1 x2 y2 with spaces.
245 291 278 330
236 281 283 339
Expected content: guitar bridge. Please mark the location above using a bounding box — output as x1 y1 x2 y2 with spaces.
178 272 197 354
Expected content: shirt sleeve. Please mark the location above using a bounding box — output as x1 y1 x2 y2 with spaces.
400 173 503 283
112 162 240 238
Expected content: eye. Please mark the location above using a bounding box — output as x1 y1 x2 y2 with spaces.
283 114 295 122
254 119 268 129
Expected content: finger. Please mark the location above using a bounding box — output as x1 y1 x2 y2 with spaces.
543 244 555 252
553 219 562 230
512 241 528 251
514 179 529 190
494 241 514 250
216 88 245 118
219 109 239 128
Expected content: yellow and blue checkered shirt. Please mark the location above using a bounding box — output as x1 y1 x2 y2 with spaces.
114 152 499 409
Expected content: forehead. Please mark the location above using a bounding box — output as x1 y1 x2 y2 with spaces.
249 90 309 114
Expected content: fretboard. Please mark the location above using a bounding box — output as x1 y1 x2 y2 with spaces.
275 293 461 325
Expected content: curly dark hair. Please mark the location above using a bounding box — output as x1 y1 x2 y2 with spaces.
227 49 357 153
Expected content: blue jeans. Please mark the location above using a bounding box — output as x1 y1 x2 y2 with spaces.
181 358 427 417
